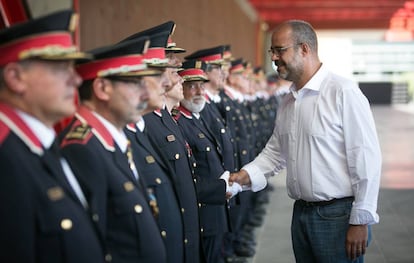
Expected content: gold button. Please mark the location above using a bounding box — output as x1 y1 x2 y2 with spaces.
92 214 99 222
242 150 247 155
221 128 225 134
193 162 197 167
134 205 143 213
155 178 162 184
198 203 202 208
181 208 185 213
206 147 210 152
175 153 180 159
60 219 72 230
105 253 112 262
184 238 188 244
226 106 231 111
193 178 197 183
161 230 167 237
200 228 204 233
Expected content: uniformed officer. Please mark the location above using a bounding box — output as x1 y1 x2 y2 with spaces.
121 26 186 263
142 22 234 263
184 47 255 262
0 10 106 262
176 59 242 263
59 37 167 263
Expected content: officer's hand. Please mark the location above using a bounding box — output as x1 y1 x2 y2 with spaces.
226 182 243 199
229 169 251 186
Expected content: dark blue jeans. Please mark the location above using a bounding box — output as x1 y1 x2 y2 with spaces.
291 198 371 263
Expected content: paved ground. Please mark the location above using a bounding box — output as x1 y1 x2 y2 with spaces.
249 104 414 263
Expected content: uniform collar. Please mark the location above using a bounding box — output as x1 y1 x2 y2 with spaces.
17 110 55 149
92 111 128 153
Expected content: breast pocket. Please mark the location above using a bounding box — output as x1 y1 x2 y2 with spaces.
36 197 77 263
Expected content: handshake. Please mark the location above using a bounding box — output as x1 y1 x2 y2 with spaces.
220 171 243 199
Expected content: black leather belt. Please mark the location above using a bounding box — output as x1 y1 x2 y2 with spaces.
296 196 354 207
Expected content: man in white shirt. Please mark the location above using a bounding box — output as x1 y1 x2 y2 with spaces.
229 20 382 263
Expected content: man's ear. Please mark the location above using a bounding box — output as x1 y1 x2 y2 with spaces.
92 78 112 101
2 62 28 94
299 42 310 56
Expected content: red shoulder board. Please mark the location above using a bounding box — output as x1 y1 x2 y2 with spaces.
71 106 115 152
60 119 93 148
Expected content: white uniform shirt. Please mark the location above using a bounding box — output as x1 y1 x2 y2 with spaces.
243 64 382 225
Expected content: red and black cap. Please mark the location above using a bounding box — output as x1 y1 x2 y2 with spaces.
178 60 209 82
229 58 245 74
76 36 162 81
121 30 170 67
122 21 185 53
223 44 234 61
0 9 90 67
252 66 266 81
184 45 226 65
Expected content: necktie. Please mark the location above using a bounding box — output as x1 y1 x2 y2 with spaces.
126 140 139 180
126 140 159 217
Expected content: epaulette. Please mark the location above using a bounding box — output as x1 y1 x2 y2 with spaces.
74 106 115 152
177 105 192 119
60 120 93 147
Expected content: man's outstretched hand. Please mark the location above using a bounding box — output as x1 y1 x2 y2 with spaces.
229 169 251 186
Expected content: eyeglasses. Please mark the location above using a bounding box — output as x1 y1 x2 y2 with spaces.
267 43 301 56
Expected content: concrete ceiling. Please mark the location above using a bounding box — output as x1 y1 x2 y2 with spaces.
248 0 412 30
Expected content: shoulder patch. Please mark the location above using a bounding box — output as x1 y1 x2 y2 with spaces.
61 123 93 147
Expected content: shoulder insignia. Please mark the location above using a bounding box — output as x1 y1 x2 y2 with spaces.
61 121 93 147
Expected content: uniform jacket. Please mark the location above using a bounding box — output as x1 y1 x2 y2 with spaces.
59 106 166 263
200 97 236 173
0 103 105 263
176 106 230 236
125 123 184 263
143 109 203 263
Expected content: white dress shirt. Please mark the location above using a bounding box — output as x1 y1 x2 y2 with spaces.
243 64 382 225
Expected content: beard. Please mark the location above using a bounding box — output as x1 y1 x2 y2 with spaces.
275 60 303 82
181 96 206 113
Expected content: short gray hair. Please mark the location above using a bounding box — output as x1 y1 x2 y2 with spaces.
286 20 318 53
